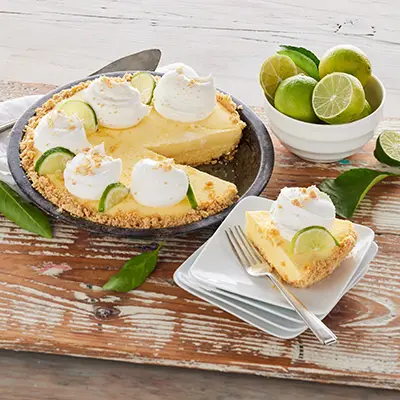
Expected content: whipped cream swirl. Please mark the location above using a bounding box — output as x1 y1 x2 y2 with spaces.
153 68 216 122
130 158 189 208
156 63 198 78
64 143 122 200
271 186 336 241
83 76 150 129
34 109 90 154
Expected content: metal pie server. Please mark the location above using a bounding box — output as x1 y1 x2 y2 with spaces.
0 48 162 133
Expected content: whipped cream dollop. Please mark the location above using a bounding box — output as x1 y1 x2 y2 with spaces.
270 186 336 241
156 63 198 78
130 158 189 208
34 109 90 154
64 143 122 200
153 68 216 122
83 76 150 129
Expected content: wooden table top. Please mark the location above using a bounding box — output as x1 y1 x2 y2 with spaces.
0 81 398 394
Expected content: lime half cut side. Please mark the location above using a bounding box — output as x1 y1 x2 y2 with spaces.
131 72 156 105
292 226 339 258
374 130 400 166
98 183 130 213
312 72 365 124
259 54 297 100
35 147 75 175
58 100 98 134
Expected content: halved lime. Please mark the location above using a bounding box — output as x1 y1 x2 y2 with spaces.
259 54 297 100
34 147 75 175
131 72 156 105
277 49 319 81
98 183 129 212
312 72 365 124
58 100 98 134
374 130 400 166
292 226 339 257
186 183 198 209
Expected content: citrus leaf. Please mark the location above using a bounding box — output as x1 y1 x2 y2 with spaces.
277 49 320 80
103 242 164 292
279 45 320 67
0 181 52 238
319 168 398 219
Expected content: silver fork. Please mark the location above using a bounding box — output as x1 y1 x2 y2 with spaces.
225 225 337 346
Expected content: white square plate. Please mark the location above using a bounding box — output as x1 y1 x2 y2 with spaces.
190 196 375 315
174 241 378 339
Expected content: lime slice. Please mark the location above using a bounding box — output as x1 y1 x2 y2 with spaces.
277 49 319 81
374 130 400 166
312 72 365 124
35 147 75 175
58 100 98 134
186 183 198 209
98 183 129 213
131 72 156 105
259 54 297 100
292 226 339 258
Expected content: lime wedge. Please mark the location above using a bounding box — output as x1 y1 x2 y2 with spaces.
277 49 319 80
34 147 75 175
58 100 98 134
259 54 297 100
98 183 129 213
131 72 156 105
292 226 339 258
374 130 400 166
186 183 198 209
312 72 365 124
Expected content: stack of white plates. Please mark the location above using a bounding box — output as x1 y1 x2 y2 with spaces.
174 197 378 339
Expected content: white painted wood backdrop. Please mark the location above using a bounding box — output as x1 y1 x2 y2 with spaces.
0 0 399 114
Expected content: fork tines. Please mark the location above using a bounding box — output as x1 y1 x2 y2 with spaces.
225 225 270 273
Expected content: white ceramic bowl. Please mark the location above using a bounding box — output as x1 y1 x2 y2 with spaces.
264 74 385 162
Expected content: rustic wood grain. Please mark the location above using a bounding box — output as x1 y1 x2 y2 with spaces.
0 0 399 115
1 350 399 400
0 82 398 391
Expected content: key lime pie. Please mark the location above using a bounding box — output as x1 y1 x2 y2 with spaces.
20 68 246 229
246 186 357 287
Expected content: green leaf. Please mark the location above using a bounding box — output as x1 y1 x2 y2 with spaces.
103 242 164 292
0 181 52 238
279 45 320 67
319 168 398 219
277 49 320 80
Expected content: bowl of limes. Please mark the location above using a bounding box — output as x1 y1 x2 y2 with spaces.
260 44 385 162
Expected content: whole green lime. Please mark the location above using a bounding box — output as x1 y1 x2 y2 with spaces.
274 75 319 123
358 100 372 120
319 45 372 86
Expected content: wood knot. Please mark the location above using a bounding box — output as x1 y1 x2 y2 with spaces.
94 306 120 320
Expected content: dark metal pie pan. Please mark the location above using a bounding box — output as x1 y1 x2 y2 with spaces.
8 71 275 238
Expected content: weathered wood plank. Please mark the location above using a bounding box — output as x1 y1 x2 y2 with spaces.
0 83 398 391
2 350 399 400
0 0 399 114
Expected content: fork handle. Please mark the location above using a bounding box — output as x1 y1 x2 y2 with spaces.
267 274 337 345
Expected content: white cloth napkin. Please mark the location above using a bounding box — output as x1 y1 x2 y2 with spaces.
0 95 42 186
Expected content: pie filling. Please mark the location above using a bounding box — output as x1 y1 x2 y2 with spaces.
20 72 246 229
